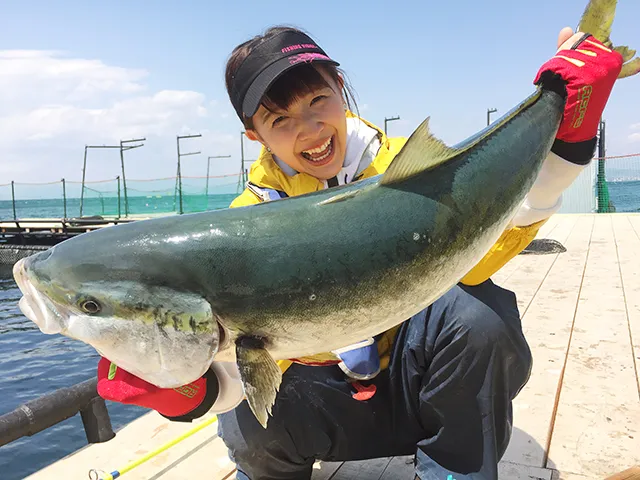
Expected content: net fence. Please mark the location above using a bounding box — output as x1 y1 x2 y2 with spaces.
0 173 244 220
1 153 638 220
596 153 640 213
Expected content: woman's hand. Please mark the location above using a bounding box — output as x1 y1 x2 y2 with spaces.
534 27 623 164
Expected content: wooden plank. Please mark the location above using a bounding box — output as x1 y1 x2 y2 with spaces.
501 214 581 314
377 456 414 480
312 461 344 480
327 457 393 480
498 461 555 480
502 215 594 468
546 215 640 478
613 215 640 393
554 473 593 480
25 412 235 480
322 456 558 480
492 215 562 285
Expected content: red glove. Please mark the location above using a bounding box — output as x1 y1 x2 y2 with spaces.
96 357 219 422
534 33 623 164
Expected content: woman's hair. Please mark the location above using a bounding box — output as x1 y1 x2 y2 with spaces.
225 26 358 129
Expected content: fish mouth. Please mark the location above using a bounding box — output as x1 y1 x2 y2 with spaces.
13 257 65 335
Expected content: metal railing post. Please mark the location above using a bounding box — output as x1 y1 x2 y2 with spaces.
11 181 17 220
80 397 115 443
117 176 121 218
62 178 67 219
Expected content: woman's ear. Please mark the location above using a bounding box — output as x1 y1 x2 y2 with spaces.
244 129 260 142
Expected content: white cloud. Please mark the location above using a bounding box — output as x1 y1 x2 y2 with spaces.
0 50 239 185
630 123 640 143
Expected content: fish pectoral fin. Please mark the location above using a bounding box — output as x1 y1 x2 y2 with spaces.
235 336 282 429
380 117 459 186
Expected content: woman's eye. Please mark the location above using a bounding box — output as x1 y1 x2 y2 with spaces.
272 116 286 127
311 95 327 105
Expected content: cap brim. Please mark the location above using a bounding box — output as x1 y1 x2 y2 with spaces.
241 54 339 118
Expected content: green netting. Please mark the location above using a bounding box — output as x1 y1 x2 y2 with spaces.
0 173 245 221
603 153 640 213
2 153 639 221
0 180 69 220
123 173 243 216
75 178 123 218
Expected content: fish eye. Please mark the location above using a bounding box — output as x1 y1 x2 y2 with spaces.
80 299 101 314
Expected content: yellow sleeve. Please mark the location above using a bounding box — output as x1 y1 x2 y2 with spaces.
229 188 262 209
460 219 548 286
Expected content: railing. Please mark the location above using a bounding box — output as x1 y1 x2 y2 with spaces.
0 378 115 447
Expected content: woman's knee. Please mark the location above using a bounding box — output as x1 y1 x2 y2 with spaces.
409 281 532 381
217 401 315 479
455 281 533 386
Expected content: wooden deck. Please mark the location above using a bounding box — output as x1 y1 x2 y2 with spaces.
0 213 171 245
26 213 640 480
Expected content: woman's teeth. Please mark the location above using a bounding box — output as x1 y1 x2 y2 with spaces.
302 137 333 162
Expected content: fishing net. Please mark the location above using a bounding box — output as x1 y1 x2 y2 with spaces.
179 174 243 213
121 173 242 216
0 245 50 277
65 178 123 218
0 180 69 220
0 173 245 221
603 153 640 213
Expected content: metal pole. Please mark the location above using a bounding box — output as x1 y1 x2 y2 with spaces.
384 116 400 136
80 146 88 217
206 157 211 198
62 178 67 219
206 155 231 198
117 176 121 218
0 378 114 447
597 120 608 213
119 143 128 217
176 137 182 214
120 137 145 217
80 144 130 218
11 181 17 220
487 108 497 126
80 397 115 444
176 134 202 215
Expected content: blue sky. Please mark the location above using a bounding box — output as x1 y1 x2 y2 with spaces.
0 0 638 192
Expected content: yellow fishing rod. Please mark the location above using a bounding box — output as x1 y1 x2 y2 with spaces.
89 414 218 480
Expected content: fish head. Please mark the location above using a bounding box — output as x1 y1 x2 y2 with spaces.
13 239 220 389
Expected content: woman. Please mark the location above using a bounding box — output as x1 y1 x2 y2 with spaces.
97 25 622 480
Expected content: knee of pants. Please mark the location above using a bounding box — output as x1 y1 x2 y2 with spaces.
430 283 532 372
217 402 287 462
216 386 320 477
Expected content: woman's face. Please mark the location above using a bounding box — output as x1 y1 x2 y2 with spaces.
245 69 347 181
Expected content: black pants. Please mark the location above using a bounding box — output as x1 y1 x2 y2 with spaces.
217 280 533 479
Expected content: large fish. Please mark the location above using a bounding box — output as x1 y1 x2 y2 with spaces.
12 87 564 427
12 0 636 428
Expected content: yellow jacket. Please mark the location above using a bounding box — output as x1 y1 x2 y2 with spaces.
229 112 546 373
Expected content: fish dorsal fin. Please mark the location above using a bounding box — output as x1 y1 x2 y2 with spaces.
380 117 459 186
